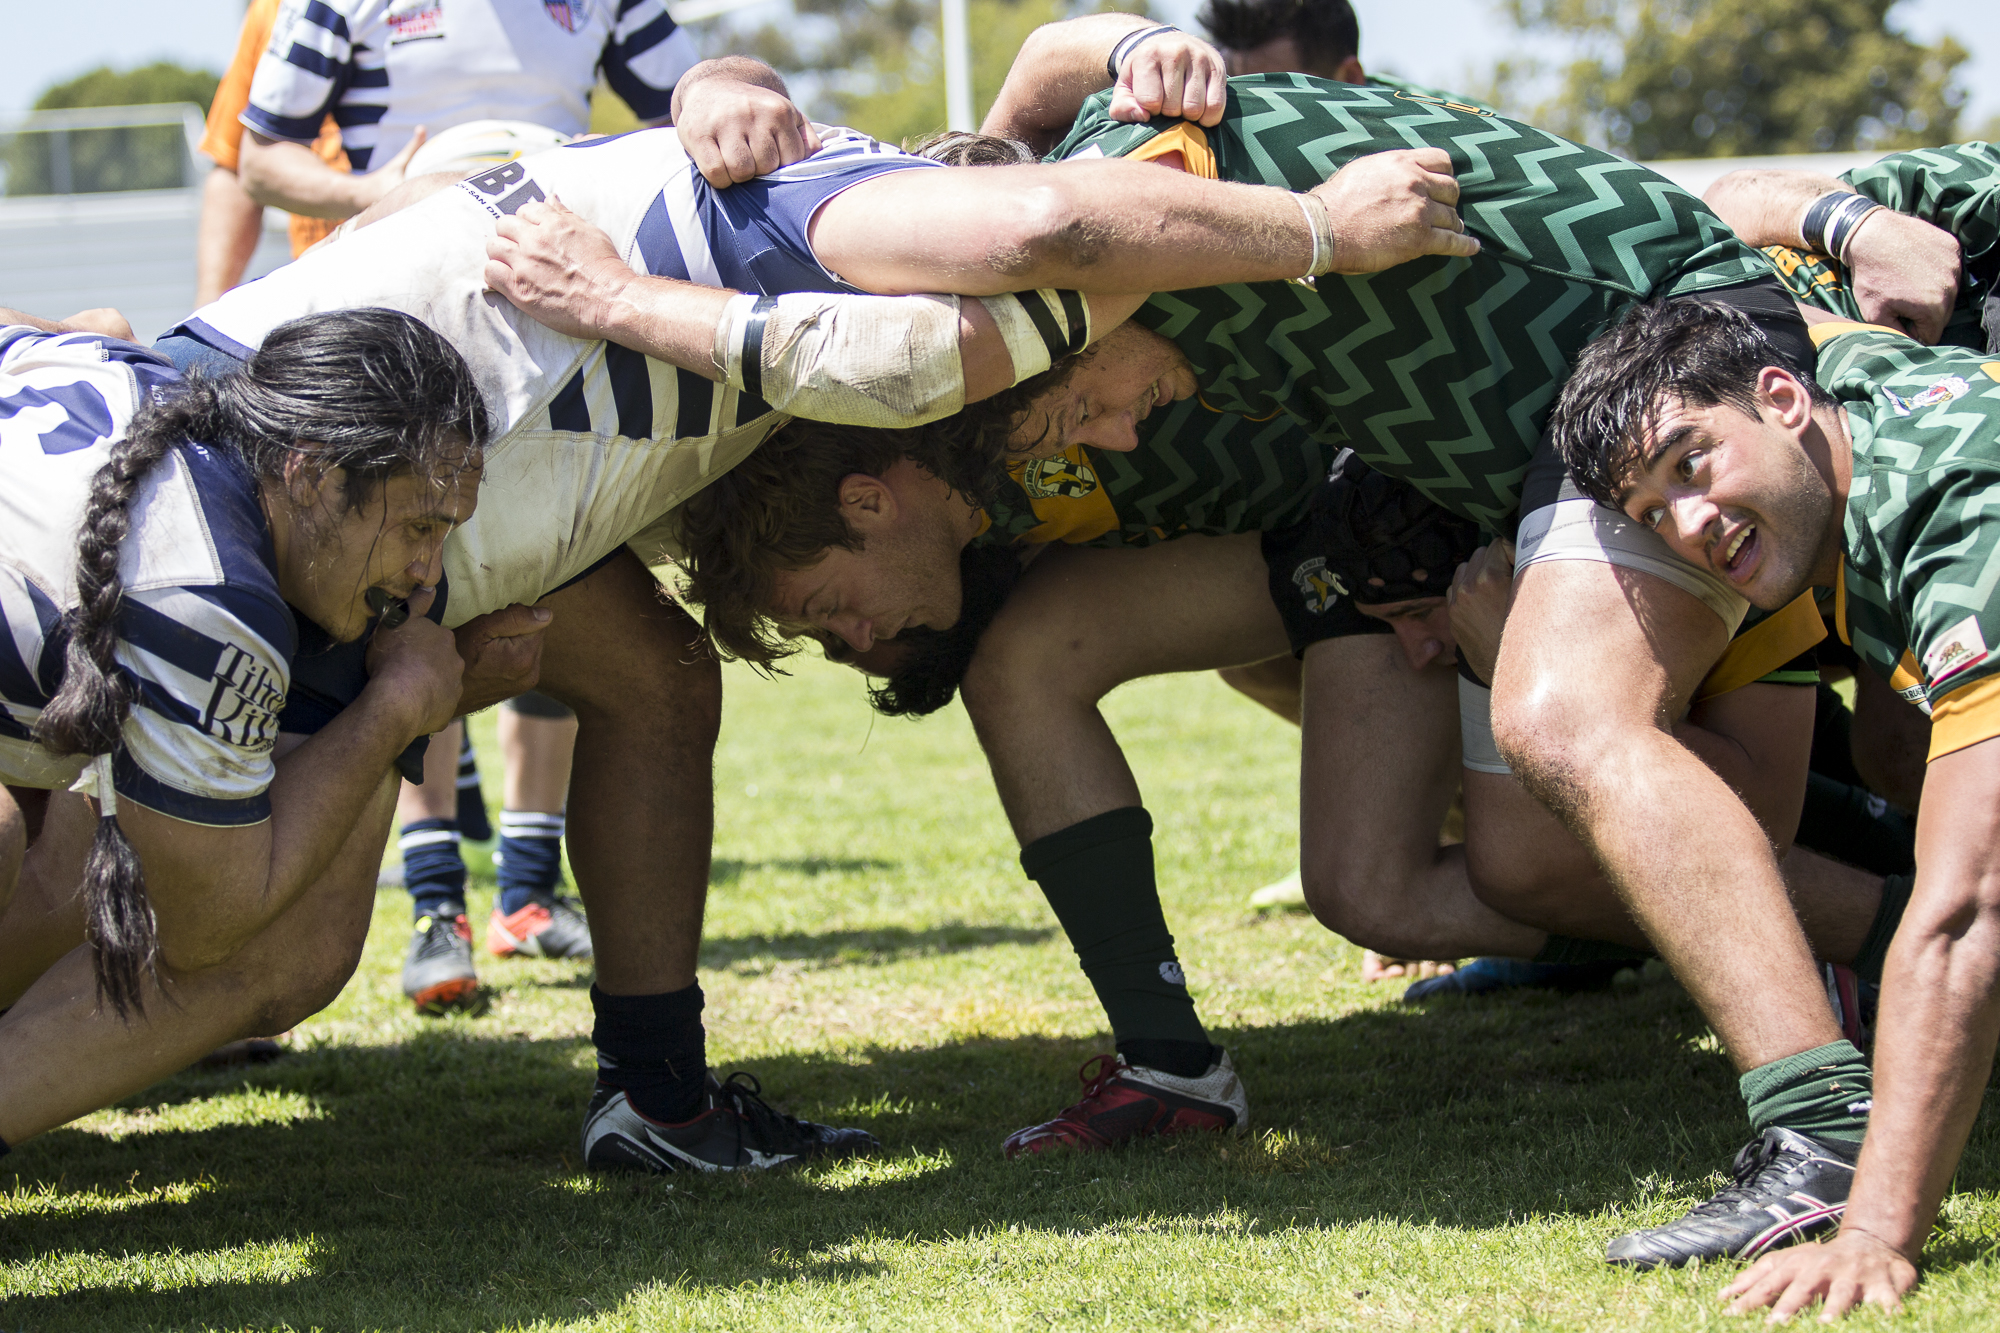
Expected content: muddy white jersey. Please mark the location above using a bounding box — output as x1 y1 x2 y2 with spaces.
176 127 932 624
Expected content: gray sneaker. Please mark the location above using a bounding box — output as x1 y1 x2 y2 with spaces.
487 893 594 959
402 912 479 1012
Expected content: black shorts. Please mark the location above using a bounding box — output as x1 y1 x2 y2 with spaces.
1260 511 1391 658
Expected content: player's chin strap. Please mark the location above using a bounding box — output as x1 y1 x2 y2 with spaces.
711 288 1091 428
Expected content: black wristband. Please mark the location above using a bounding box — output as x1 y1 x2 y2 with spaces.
1107 25 1180 83
739 295 775 402
1800 190 1880 263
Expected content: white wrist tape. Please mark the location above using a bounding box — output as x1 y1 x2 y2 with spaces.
974 289 1092 383
713 290 967 428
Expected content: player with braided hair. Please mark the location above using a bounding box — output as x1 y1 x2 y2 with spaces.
0 307 508 1151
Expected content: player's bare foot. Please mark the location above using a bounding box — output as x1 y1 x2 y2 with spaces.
1360 951 1458 983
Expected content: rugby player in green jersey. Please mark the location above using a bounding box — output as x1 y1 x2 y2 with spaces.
704 16 1891 1242
1554 302 2000 1315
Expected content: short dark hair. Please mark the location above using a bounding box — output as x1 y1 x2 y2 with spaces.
1197 0 1359 71
1549 299 1832 507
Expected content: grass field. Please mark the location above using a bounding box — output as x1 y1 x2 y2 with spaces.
4 656 1998 1331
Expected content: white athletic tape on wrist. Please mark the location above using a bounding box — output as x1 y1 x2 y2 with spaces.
714 290 968 428
974 289 1092 382
1294 191 1337 282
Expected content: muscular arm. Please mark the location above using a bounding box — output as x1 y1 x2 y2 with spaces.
195 167 266 306
982 14 1226 155
118 609 461 972
483 196 1146 413
1706 166 1962 343
812 149 1475 295
1704 168 1851 248
1724 736 2000 1320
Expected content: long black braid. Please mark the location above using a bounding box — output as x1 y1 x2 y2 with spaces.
34 308 488 1018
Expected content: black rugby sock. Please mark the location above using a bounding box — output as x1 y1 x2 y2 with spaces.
1532 935 1653 966
1850 872 1914 986
591 982 708 1123
1794 771 1915 877
1022 807 1214 1075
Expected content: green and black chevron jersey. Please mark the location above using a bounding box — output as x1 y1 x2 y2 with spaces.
977 397 1339 548
1763 141 2000 352
1047 75 1772 532
1816 321 2000 759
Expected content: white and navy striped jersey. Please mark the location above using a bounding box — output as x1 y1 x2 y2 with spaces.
176 126 936 624
0 330 292 826
243 0 698 173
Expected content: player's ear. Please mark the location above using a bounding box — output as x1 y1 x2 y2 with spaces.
1760 365 1813 430
838 473 897 531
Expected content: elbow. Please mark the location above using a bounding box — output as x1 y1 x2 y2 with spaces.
235 140 283 209
982 183 1107 281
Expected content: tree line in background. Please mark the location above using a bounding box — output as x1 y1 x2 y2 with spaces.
3 0 1988 198
1492 0 1972 158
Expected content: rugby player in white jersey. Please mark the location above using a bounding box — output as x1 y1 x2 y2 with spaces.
0 308 493 1159
35 56 1475 1173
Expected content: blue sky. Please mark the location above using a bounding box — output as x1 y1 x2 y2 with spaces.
5 0 1993 132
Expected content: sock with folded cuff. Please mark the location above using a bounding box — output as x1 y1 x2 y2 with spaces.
400 818 466 920
496 809 565 915
1741 1039 1873 1147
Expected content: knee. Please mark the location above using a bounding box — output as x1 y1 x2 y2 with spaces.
1299 854 1414 954
960 613 1104 723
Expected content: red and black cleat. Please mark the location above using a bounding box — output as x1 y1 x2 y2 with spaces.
1001 1051 1249 1158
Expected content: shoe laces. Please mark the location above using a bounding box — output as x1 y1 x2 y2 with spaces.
1047 1053 1127 1117
712 1071 814 1152
1688 1134 1808 1218
412 915 466 962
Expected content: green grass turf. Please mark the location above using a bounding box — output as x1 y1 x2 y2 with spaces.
5 657 1997 1331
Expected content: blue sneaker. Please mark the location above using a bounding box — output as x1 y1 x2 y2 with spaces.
1403 955 1637 1000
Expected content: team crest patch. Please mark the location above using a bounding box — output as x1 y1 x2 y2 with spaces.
1923 614 1990 687
1884 374 1969 417
544 0 585 32
1020 456 1098 500
1158 961 1186 986
1290 556 1347 615
387 0 444 43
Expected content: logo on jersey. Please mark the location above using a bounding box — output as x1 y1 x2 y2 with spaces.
201 646 283 752
1884 374 1969 417
387 0 444 44
1020 456 1098 500
1923 614 1989 687
456 161 548 218
543 0 584 31
1291 556 1347 614
1159 961 1186 986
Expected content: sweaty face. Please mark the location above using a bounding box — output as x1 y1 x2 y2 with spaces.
1008 324 1198 458
1356 595 1456 672
770 489 972 654
1615 397 1834 611
287 462 481 642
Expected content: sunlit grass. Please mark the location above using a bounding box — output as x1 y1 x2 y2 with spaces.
1 656 1993 1331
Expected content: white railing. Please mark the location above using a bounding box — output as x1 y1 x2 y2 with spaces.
0 103 209 195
